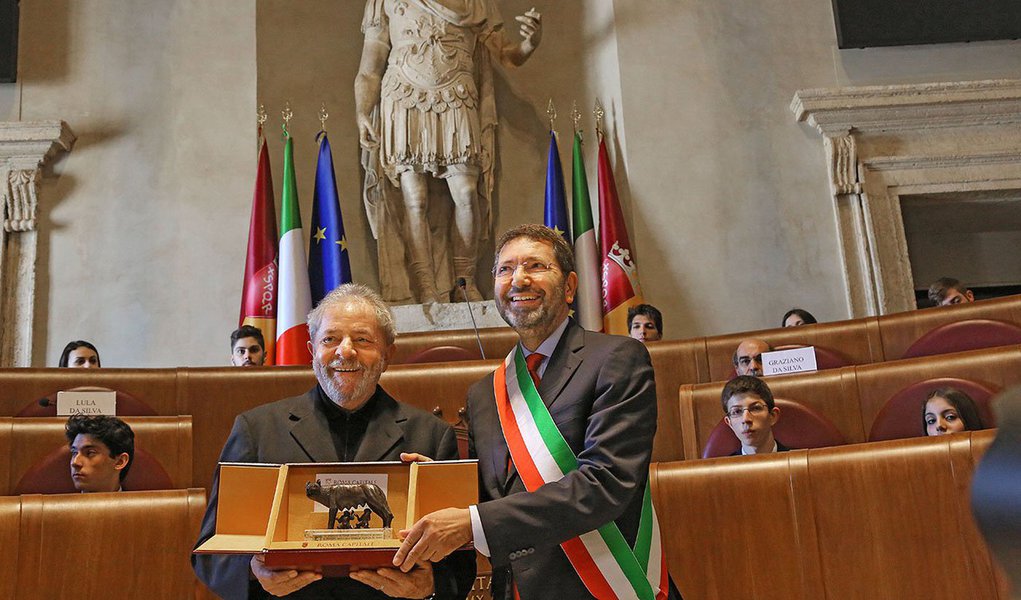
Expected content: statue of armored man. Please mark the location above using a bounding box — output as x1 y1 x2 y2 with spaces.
356 0 542 304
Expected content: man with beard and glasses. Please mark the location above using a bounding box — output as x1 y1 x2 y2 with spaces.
193 283 475 600
393 225 682 599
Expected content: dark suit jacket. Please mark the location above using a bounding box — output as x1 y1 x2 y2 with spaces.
468 320 677 599
728 440 792 457
192 386 474 600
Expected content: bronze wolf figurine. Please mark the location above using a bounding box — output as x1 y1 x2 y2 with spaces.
305 480 395 530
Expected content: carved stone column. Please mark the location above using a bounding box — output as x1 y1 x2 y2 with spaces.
0 121 76 367
792 79 1021 316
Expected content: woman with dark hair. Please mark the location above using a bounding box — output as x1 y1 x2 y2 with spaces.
59 340 101 368
781 308 818 327
923 387 985 436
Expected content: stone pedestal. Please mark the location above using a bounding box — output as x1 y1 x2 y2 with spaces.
392 300 506 333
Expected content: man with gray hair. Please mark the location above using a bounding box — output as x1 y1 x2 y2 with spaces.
193 283 475 600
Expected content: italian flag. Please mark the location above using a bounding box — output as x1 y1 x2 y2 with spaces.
275 134 312 365
572 132 603 332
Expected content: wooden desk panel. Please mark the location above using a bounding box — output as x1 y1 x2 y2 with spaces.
13 489 206 600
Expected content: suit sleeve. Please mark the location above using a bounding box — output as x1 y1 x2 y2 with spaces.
191 415 259 600
476 339 657 568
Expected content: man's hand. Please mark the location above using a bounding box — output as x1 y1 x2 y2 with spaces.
250 554 321 597
393 507 472 572
399 452 433 463
350 561 435 598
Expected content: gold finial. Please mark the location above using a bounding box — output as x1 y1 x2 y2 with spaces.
546 98 556 132
257 104 267 138
281 101 293 138
571 101 582 138
593 99 605 139
319 102 329 133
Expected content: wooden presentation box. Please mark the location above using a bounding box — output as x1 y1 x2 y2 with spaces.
194 460 478 573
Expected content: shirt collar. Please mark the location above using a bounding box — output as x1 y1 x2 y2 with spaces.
521 317 570 359
741 440 779 455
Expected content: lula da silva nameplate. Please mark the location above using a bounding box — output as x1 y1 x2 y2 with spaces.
761 346 818 376
56 390 117 416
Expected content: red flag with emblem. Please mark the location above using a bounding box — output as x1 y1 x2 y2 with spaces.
597 136 643 335
239 138 278 364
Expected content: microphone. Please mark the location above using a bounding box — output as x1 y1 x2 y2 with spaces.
38 397 52 407
456 277 486 360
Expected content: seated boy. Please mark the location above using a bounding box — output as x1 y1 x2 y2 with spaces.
66 415 134 492
721 376 790 455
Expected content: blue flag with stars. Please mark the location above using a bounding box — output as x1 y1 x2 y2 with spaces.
544 130 570 241
308 132 352 304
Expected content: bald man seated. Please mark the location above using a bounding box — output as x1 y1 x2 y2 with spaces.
733 338 772 377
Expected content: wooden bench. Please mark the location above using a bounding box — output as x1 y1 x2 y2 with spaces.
678 345 1021 460
650 431 1007 599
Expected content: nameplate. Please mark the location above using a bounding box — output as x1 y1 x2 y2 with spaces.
761 347 818 376
56 391 117 416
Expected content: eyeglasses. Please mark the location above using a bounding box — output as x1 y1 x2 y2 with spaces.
726 403 769 419
492 261 557 280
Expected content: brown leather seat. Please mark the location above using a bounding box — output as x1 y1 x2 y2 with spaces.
854 345 1021 442
901 319 1021 359
391 328 518 364
14 446 174 494
0 416 193 494
15 387 157 417
867 377 997 441
701 398 847 458
679 368 864 461
404 345 482 364
878 294 1021 360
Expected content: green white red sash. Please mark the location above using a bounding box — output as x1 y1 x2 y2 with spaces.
494 347 669 600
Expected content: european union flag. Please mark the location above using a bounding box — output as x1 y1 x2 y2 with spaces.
308 132 352 305
544 130 570 241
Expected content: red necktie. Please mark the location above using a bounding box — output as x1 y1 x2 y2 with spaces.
525 352 545 388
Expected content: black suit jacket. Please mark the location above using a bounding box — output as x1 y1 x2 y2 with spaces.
192 386 474 600
468 320 678 599
728 440 792 457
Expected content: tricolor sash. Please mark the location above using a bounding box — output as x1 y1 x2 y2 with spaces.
493 347 669 600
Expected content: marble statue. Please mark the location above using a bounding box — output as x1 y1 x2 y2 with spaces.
356 0 542 304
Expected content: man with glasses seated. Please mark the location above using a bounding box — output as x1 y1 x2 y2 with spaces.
722 375 790 456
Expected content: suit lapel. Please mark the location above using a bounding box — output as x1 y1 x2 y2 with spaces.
537 321 584 409
288 393 341 462
354 390 403 462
